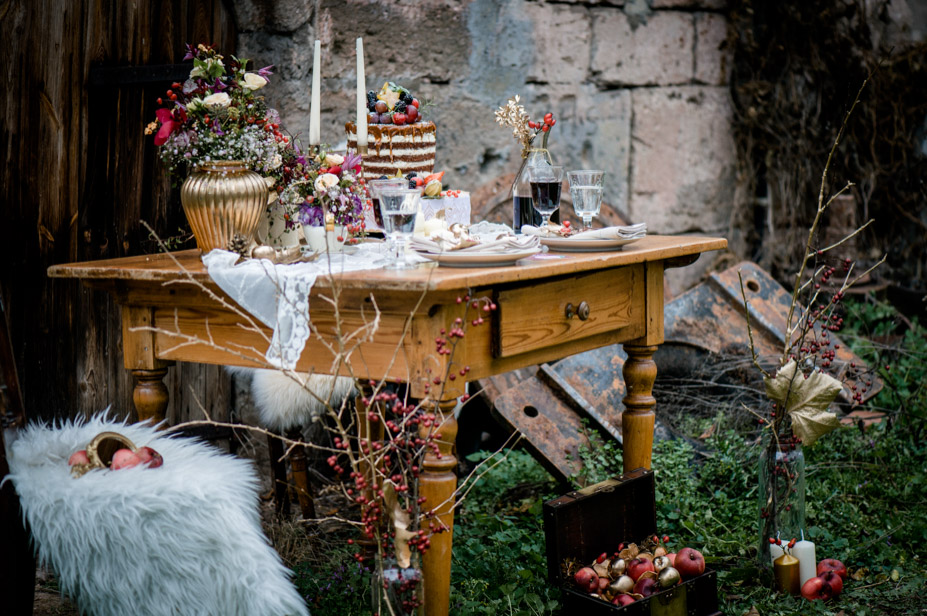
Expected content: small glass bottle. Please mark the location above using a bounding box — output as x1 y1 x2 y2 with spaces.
512 148 560 231
758 438 806 567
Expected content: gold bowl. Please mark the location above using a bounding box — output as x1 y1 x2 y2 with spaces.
70 431 137 478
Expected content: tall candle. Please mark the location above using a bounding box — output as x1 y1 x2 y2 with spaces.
309 40 321 146
769 542 785 566
356 37 368 148
793 538 817 586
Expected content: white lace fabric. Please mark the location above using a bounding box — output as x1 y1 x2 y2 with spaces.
203 246 399 369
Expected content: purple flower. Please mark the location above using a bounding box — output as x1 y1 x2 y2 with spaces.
257 65 275 78
212 78 228 91
183 43 197 61
300 203 324 227
343 151 362 174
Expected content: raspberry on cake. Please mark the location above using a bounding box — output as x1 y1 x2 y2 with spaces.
346 81 435 181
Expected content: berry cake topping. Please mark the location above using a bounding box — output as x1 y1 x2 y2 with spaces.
367 82 423 125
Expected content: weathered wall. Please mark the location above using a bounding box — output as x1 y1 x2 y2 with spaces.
232 0 737 293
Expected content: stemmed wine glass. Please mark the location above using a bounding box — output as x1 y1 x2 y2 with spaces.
528 165 564 230
377 187 421 269
369 178 408 252
567 170 605 232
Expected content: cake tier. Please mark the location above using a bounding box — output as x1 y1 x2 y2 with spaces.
346 121 436 179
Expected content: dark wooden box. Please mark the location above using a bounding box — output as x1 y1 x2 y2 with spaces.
543 468 720 615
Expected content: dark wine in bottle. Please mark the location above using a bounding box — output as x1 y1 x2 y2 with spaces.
529 181 562 218
513 195 539 230
371 197 384 228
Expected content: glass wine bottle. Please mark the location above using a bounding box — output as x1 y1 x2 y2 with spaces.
512 148 560 232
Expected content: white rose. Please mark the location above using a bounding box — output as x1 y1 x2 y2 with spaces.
323 153 345 167
314 173 340 193
186 97 204 112
269 154 283 170
242 73 268 90
202 92 231 108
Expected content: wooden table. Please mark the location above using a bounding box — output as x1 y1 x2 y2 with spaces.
48 234 726 615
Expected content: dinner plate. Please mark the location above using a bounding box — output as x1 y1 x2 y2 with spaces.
539 235 644 252
415 247 541 267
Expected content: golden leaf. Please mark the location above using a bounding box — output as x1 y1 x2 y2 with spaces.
764 360 843 446
384 483 414 568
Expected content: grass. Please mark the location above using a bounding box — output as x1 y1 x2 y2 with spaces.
293 297 927 614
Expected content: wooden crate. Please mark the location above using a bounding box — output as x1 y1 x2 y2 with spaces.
543 468 720 615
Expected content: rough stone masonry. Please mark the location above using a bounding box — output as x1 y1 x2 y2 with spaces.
233 0 736 293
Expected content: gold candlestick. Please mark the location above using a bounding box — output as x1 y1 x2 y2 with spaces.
773 553 801 595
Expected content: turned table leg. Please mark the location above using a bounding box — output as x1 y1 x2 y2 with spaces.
285 427 316 520
130 368 170 424
419 396 459 616
621 344 658 472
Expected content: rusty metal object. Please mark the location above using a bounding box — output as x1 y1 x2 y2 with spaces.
480 261 881 483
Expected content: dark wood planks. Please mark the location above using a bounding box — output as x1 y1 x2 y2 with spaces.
1 1 235 423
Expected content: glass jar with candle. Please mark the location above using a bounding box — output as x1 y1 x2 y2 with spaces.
757 438 806 567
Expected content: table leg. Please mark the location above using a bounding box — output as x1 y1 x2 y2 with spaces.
419 396 459 616
285 427 316 520
621 344 658 472
130 368 169 424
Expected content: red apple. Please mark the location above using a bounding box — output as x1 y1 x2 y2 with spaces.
816 558 847 580
574 566 598 593
111 448 142 470
801 576 840 601
612 594 635 606
674 547 705 579
633 577 657 597
666 552 676 566
68 450 89 466
136 446 163 468
818 570 843 597
597 576 609 592
627 557 655 581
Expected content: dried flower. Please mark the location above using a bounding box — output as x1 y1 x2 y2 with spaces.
494 94 556 157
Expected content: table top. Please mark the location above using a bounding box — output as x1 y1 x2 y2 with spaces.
47 235 727 291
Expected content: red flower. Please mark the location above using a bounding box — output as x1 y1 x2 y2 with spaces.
154 108 177 146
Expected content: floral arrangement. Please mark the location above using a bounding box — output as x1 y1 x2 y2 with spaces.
494 95 557 157
145 44 292 183
278 148 366 230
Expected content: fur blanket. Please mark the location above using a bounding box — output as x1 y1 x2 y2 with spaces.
240 368 355 432
4 414 309 616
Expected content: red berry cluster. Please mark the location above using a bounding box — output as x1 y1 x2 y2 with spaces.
528 112 557 134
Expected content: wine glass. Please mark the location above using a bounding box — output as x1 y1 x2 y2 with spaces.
567 170 605 231
528 165 564 230
369 178 408 252
378 187 421 269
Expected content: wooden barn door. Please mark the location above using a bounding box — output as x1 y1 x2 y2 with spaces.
1 1 236 426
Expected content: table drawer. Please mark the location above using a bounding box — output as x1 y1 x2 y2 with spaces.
493 265 644 358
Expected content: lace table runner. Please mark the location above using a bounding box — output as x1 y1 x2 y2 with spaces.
203 245 425 369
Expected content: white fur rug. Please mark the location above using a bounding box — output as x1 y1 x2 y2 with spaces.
4 414 309 616
243 369 355 432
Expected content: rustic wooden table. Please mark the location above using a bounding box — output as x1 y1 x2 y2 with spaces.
48 234 726 616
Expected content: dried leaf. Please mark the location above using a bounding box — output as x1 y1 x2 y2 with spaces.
742 607 760 616
394 527 416 569
637 552 654 562
654 546 667 558
850 567 867 581
765 360 843 445
384 484 414 567
593 561 610 577
639 570 658 580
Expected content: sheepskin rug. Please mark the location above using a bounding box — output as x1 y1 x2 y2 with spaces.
245 369 355 432
4 414 309 616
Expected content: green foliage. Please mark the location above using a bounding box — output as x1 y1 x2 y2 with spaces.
570 422 623 487
450 449 561 615
292 543 371 615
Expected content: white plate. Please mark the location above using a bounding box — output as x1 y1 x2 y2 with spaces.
539 235 644 252
415 247 541 267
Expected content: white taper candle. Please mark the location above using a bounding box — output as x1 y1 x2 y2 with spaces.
356 37 368 148
309 40 321 146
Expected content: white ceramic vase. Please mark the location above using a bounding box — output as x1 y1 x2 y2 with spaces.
256 201 302 248
303 225 347 253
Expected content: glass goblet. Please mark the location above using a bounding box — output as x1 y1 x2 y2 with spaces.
368 178 408 252
528 165 564 230
567 170 605 231
377 187 421 270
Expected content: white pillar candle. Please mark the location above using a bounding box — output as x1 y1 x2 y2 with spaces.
769 542 785 566
355 37 368 148
793 539 817 586
309 40 321 146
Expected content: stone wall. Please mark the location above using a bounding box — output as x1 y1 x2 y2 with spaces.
234 0 736 292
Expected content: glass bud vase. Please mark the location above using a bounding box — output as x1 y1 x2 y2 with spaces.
370 556 423 615
512 148 560 231
757 439 806 566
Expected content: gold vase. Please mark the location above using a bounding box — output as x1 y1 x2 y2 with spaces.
180 161 268 253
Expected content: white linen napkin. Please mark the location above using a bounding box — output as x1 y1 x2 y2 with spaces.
521 223 647 240
410 233 540 254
